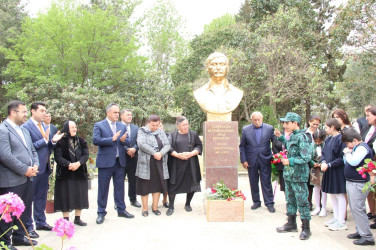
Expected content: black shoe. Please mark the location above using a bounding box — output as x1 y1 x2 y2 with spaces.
28 230 39 239
251 203 261 210
6 245 18 250
267 206 276 213
370 222 376 229
299 219 311 240
12 237 38 246
184 205 192 212
74 219 87 226
367 212 376 220
130 200 141 208
163 202 170 208
118 210 135 218
166 208 174 216
353 238 375 246
276 215 298 233
36 224 53 231
347 232 361 239
96 216 105 224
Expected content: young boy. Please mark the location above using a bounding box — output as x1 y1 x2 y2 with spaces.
274 112 312 240
342 128 375 246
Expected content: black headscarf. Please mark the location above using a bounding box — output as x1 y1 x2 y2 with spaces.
61 120 81 163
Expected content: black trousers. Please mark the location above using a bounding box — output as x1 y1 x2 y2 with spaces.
0 178 33 245
125 155 137 201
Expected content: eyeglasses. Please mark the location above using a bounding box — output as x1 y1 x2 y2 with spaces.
13 110 28 114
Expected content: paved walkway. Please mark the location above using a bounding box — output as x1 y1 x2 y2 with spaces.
17 176 375 250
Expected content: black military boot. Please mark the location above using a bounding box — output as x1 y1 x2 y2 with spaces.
299 219 311 240
276 215 298 233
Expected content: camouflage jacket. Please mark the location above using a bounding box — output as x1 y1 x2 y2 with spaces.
277 129 312 182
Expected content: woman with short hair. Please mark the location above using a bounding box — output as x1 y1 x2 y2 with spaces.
136 115 170 217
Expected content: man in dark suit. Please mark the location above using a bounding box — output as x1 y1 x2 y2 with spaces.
0 101 39 249
121 109 141 208
239 111 276 213
44 111 58 163
357 104 372 140
23 102 63 233
93 103 134 224
44 111 58 140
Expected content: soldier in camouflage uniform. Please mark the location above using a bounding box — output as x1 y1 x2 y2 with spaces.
274 112 313 240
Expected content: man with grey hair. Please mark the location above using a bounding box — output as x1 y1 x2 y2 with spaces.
239 111 276 213
93 103 134 224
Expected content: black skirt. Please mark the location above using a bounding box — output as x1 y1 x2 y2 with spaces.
54 178 89 212
136 155 167 196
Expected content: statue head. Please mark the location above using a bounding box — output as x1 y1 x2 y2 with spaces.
206 52 229 81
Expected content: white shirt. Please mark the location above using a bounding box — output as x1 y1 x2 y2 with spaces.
31 117 48 144
343 144 368 166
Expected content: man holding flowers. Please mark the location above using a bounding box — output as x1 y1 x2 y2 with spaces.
274 112 312 240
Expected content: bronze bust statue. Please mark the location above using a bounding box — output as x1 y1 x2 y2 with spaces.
193 52 243 121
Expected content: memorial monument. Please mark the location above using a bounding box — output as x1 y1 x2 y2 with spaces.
194 52 243 189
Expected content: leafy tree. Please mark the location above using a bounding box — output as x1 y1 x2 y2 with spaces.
4 1 145 98
335 52 376 118
0 0 27 118
204 14 236 33
141 0 188 84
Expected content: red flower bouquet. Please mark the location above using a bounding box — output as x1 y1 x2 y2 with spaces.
356 159 376 193
205 181 246 201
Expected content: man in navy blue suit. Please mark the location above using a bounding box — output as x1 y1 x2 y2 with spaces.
239 111 276 213
23 102 64 235
93 103 134 224
121 109 141 208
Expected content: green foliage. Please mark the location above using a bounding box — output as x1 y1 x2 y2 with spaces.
0 0 27 118
141 0 189 84
4 0 145 97
204 14 236 33
335 52 376 118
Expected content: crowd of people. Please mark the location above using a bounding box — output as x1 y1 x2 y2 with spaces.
1 100 376 248
240 107 376 245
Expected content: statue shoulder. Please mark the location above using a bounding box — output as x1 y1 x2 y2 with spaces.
228 84 244 96
193 83 210 101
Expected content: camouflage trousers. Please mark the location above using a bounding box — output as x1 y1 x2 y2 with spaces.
285 180 311 220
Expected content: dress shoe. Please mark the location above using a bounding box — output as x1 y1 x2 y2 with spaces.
353 238 375 246
163 202 170 208
184 205 192 212
28 230 39 238
251 203 261 210
96 216 105 224
267 206 276 213
166 208 174 216
367 212 376 220
130 200 141 208
13 237 38 246
74 219 87 226
36 224 53 231
118 210 135 218
347 232 361 239
370 222 376 229
6 245 18 250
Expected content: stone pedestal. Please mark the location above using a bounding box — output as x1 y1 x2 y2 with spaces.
204 121 239 190
206 199 244 222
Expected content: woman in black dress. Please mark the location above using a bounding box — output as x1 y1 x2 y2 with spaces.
54 121 89 226
166 116 202 216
